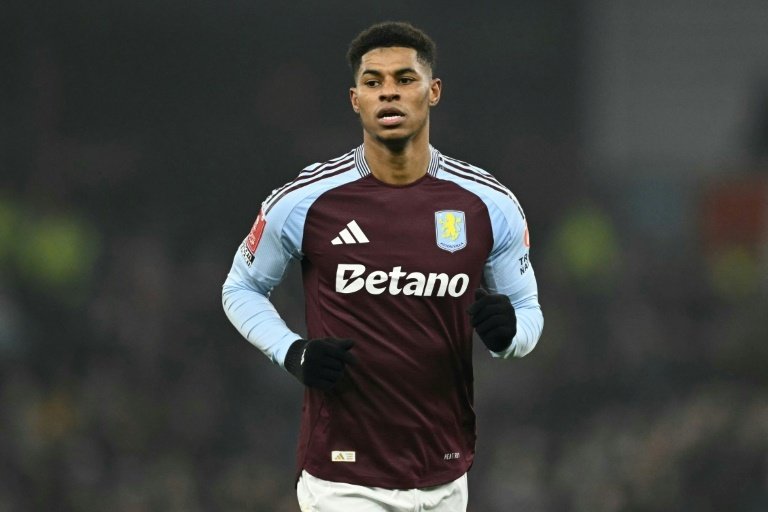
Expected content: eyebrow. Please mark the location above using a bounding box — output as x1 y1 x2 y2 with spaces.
360 67 419 77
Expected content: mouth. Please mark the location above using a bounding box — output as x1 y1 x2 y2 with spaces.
377 107 406 126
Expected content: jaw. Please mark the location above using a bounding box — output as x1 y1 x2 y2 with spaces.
362 114 430 153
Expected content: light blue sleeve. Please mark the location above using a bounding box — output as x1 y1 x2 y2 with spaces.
483 194 543 358
221 164 361 368
221 195 308 368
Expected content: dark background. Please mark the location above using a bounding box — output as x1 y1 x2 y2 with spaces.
2 1 768 510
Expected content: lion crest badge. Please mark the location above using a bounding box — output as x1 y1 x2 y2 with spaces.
435 210 467 252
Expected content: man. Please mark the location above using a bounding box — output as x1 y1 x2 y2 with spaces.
222 21 543 511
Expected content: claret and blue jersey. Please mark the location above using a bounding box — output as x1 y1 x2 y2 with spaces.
222 144 543 489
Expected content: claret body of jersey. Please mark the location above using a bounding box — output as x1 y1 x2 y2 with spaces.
223 145 543 489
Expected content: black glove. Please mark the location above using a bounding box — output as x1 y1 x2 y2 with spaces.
284 338 356 391
467 288 516 352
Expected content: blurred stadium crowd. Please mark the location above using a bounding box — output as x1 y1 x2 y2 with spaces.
2 1 767 511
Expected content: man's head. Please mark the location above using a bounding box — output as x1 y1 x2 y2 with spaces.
348 22 441 149
347 21 437 80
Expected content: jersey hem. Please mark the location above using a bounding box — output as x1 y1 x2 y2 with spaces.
298 461 473 490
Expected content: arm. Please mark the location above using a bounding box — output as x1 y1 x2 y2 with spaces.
222 203 357 389
221 208 302 368
475 198 543 358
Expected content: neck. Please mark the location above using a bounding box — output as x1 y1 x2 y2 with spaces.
362 130 431 185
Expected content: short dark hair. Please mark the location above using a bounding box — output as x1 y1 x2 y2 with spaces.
347 21 437 78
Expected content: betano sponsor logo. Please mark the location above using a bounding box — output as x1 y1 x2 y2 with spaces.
335 264 469 297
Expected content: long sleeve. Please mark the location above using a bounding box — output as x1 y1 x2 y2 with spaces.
221 206 304 368
222 261 302 368
221 154 362 368
482 196 543 359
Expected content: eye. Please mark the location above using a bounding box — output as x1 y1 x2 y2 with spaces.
399 77 415 84
364 80 380 87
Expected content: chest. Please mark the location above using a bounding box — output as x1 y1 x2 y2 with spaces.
302 177 493 278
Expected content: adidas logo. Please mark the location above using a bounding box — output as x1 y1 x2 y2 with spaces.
331 220 369 245
331 451 356 462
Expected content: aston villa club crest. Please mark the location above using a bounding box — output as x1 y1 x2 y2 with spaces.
435 210 467 252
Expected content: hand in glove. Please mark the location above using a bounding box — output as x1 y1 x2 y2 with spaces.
284 338 356 391
467 288 516 352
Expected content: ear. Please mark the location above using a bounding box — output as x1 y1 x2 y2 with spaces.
428 78 442 107
350 87 360 114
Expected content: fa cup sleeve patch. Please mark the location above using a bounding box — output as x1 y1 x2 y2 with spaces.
240 209 266 266
524 221 530 248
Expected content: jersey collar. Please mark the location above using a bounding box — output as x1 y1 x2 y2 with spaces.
355 144 443 178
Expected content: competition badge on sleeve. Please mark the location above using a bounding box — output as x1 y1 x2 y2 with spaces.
435 210 467 253
524 220 530 248
240 209 266 266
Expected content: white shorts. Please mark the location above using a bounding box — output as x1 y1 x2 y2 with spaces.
296 470 468 512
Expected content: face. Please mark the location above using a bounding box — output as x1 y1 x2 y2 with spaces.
350 47 441 146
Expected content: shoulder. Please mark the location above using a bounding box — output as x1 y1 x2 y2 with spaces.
437 151 526 224
261 147 365 220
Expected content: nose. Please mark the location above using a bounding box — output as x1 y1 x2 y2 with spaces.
379 79 400 102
